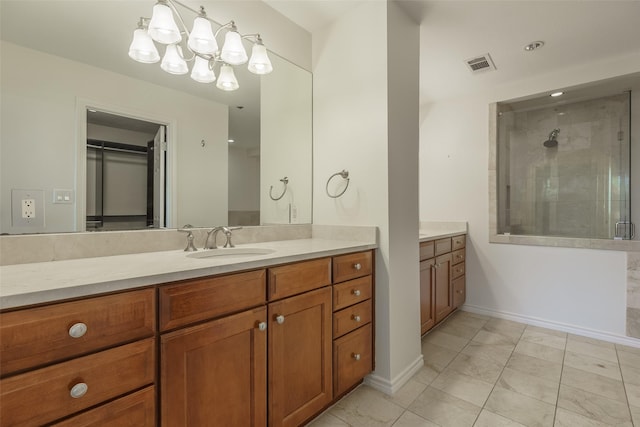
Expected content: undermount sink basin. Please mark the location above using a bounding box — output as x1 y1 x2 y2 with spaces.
187 247 276 259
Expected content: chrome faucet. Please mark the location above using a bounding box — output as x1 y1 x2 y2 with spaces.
204 226 243 249
222 226 242 248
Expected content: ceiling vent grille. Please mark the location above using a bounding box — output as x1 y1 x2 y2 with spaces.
465 53 497 74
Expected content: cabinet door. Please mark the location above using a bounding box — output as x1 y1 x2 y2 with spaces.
161 307 267 427
434 253 453 323
420 258 436 334
268 287 332 427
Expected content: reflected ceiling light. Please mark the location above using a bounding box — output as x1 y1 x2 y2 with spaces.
550 91 564 97
129 0 273 91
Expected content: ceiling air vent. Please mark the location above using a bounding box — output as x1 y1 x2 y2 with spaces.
465 53 496 74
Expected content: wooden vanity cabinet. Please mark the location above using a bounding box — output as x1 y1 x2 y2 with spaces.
419 235 466 334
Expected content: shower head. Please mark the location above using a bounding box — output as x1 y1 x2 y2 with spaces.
543 128 560 148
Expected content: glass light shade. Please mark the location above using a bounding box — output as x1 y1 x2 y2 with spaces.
128 29 160 63
148 3 181 44
161 44 188 75
191 56 216 83
248 44 273 75
216 64 239 91
220 31 248 65
188 16 218 55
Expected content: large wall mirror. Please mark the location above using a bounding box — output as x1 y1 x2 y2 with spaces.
0 0 312 235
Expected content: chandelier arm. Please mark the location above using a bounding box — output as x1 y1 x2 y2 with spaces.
213 21 235 38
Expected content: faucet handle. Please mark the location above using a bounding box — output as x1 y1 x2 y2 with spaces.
178 224 194 232
222 226 242 248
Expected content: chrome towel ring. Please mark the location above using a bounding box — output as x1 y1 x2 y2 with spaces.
269 177 289 201
326 170 350 198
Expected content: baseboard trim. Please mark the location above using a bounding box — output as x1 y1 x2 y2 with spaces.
364 354 424 395
462 304 640 349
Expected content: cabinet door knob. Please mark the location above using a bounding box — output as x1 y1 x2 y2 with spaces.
352 353 361 361
352 289 361 296
275 315 285 324
70 382 88 398
352 315 361 322
68 322 88 338
457 255 463 259
258 322 267 331
353 263 362 271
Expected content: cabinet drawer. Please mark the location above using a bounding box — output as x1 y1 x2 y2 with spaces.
434 238 452 256
333 276 372 311
333 300 372 338
333 324 372 397
268 258 331 301
453 276 466 308
419 241 435 261
333 251 372 283
452 262 465 280
451 249 465 265
452 235 466 250
0 338 155 427
0 288 155 376
159 270 266 331
50 386 155 427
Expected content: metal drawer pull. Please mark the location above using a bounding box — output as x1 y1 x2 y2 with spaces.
258 322 267 331
352 315 361 322
457 255 463 259
275 315 285 325
68 322 88 338
352 289 361 296
70 382 88 398
352 353 361 361
353 263 362 270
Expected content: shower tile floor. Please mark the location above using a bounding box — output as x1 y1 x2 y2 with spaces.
308 310 640 427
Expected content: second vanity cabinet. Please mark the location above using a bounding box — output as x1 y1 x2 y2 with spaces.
419 235 466 335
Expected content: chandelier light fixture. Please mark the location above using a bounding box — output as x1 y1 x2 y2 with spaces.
128 0 273 91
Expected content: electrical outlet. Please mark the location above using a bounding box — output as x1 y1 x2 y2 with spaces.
22 199 35 218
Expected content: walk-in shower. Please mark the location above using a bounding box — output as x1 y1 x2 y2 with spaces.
496 90 633 240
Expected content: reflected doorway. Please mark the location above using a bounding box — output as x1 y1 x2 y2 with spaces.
86 109 166 231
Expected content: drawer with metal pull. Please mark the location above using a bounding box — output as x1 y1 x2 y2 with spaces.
452 262 465 280
0 288 155 377
333 276 372 311
452 235 466 251
333 299 372 338
451 248 465 265
333 251 372 283
333 323 372 396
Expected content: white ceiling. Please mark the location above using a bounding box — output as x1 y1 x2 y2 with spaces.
265 0 640 103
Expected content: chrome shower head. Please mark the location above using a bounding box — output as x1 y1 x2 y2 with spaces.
543 129 560 148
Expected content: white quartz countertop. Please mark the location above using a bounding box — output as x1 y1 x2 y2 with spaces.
0 238 377 310
419 229 467 243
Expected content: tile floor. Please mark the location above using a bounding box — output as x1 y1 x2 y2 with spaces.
308 310 640 427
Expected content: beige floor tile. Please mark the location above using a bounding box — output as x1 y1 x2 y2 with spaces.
631 405 640 426
506 352 562 383
567 334 615 349
473 329 519 346
615 343 640 355
483 318 526 333
553 407 630 427
524 325 567 339
497 367 560 405
461 341 515 365
386 379 428 409
445 352 505 383
485 387 555 427
625 382 640 407
474 409 527 427
408 386 481 427
560 365 627 402
455 310 491 322
412 365 440 386
307 412 350 426
520 328 567 350
564 351 622 381
557 384 632 425
617 348 640 368
423 330 469 352
330 386 405 427
391 410 439 427
436 319 482 339
421 341 459 373
566 339 618 363
431 369 494 407
514 340 564 364
621 363 640 385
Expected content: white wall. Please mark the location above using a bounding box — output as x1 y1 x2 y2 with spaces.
228 145 260 212
420 52 640 338
313 1 421 392
0 41 228 233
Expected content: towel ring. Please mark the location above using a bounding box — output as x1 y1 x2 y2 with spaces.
326 170 350 198
269 177 289 201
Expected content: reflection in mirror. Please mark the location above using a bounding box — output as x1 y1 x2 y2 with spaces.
0 0 312 235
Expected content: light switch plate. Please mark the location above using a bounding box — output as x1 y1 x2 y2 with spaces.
53 189 74 204
11 189 45 227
